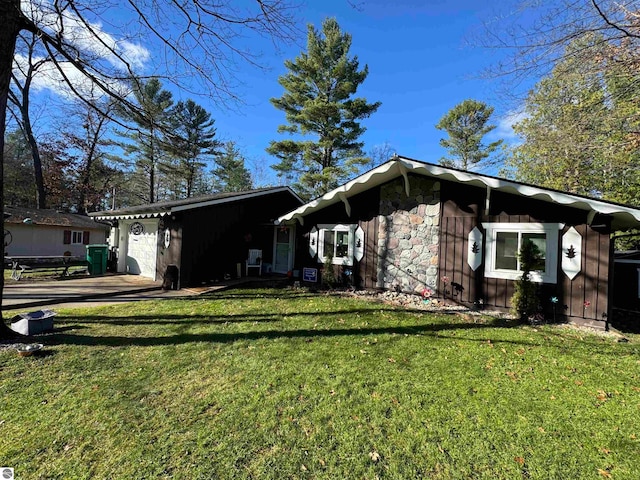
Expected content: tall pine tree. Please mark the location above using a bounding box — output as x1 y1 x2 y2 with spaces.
116 78 173 204
165 99 220 198
267 17 380 200
212 141 253 193
435 99 502 171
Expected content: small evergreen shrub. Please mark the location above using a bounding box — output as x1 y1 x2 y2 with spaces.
322 250 337 287
511 239 543 322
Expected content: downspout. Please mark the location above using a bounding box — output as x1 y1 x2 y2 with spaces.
485 185 491 217
478 185 491 308
607 237 614 332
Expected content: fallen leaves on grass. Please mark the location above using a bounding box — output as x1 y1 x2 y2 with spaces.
597 467 612 478
596 390 612 402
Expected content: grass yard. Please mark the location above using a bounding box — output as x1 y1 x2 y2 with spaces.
1 287 639 479
4 266 88 283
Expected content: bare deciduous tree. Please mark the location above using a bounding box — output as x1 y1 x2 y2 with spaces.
8 31 49 208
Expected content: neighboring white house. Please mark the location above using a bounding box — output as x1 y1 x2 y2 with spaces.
4 206 109 257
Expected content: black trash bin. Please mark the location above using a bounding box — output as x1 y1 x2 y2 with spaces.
163 264 179 290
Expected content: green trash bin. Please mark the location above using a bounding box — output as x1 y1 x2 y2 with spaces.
86 244 109 275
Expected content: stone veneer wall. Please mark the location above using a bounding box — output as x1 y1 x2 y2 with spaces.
376 177 440 293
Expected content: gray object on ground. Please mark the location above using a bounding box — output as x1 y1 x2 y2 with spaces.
10 309 57 335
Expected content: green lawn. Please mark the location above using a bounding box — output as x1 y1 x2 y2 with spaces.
1 288 639 479
4 266 88 282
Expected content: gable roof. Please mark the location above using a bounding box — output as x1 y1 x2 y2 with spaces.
5 206 108 230
89 187 303 220
277 156 640 231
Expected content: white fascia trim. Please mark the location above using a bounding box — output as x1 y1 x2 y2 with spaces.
277 157 640 229
277 161 402 224
92 212 171 220
398 157 640 228
172 187 301 212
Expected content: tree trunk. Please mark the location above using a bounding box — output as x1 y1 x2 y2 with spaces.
11 35 47 209
149 125 156 203
0 0 26 337
22 102 46 209
78 115 106 214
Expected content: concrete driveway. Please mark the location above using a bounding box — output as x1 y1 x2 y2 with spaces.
2 274 283 312
2 274 186 311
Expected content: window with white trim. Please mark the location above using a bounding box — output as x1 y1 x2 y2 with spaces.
482 223 562 283
71 231 84 245
317 224 356 266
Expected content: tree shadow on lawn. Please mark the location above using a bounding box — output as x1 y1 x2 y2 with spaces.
48 317 538 348
55 307 430 326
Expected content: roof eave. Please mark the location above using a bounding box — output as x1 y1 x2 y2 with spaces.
277 157 640 230
91 187 302 220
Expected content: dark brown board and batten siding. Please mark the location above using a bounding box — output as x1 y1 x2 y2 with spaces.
293 187 381 290
438 181 484 306
178 191 301 287
439 183 612 328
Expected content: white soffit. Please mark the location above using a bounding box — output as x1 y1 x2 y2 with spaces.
276 157 640 230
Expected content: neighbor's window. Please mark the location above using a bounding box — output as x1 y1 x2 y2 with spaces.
482 223 561 283
71 231 84 245
318 224 356 265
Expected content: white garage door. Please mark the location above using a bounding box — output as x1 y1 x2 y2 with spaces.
126 220 158 280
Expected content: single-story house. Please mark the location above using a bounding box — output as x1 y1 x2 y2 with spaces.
4 206 109 257
89 187 303 288
276 156 640 330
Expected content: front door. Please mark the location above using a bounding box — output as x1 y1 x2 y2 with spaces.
273 225 294 274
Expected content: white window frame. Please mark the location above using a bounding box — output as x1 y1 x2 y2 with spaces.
482 222 562 284
71 230 84 245
317 224 357 266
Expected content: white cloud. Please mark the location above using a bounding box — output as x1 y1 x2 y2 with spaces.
13 53 130 101
17 0 150 98
495 109 528 141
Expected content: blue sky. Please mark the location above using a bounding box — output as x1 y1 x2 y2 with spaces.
187 0 524 183
21 0 531 185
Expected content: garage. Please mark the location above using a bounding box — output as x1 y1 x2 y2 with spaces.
90 188 303 288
